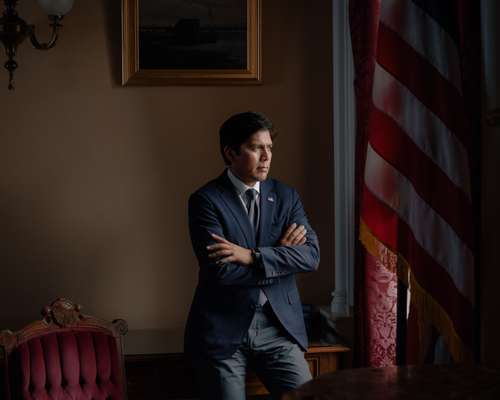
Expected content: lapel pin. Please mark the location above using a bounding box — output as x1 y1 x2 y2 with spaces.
267 197 274 202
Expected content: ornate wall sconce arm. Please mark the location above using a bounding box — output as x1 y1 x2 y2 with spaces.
28 15 63 50
0 0 73 90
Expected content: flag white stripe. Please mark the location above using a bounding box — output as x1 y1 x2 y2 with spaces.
364 143 475 303
380 0 462 94
373 63 471 198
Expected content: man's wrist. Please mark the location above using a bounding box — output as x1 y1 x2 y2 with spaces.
250 247 262 268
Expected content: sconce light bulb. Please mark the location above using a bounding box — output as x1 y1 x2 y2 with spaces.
37 0 75 16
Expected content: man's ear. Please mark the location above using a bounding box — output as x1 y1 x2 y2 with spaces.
223 146 236 164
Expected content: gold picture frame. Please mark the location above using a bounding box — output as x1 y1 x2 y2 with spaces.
122 0 262 86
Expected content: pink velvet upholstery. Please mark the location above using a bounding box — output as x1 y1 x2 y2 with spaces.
9 329 124 400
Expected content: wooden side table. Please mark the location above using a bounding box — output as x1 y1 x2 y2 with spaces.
124 330 350 399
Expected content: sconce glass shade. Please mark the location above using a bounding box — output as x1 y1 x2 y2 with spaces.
37 0 74 16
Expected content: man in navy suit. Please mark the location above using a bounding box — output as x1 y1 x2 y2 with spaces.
185 111 320 399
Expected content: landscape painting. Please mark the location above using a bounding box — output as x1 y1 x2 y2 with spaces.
139 0 247 70
122 0 261 85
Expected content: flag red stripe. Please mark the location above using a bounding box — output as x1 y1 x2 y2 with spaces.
377 22 468 147
361 185 399 250
361 187 475 348
369 108 474 250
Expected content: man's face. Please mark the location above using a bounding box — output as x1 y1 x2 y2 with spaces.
226 129 273 186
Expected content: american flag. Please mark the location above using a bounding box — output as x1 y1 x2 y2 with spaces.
359 0 477 363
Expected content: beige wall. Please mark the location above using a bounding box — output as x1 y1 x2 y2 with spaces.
0 1 333 331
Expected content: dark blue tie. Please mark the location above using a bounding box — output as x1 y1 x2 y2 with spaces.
246 188 267 305
245 188 259 233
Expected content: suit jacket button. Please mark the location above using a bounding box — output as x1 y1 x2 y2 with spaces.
250 304 256 310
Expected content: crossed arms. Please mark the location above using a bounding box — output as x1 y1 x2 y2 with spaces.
188 190 320 286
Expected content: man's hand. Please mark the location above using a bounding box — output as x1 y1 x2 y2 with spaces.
279 223 307 246
207 233 253 266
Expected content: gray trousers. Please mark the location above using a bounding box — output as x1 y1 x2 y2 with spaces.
194 305 312 400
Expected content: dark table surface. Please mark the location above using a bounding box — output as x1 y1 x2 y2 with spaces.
283 364 500 400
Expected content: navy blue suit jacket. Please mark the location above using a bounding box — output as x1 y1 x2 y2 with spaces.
184 171 320 359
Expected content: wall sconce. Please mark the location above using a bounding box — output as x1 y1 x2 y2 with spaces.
0 0 74 90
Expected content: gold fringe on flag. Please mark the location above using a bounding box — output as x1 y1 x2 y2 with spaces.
359 219 471 363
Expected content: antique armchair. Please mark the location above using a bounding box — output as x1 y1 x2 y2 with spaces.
0 298 128 400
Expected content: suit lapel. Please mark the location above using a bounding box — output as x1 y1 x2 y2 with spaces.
258 180 276 246
216 171 255 248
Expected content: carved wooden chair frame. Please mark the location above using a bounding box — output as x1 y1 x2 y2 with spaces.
0 298 128 399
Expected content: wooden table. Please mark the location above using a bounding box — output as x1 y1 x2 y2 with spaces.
124 329 350 399
283 364 500 400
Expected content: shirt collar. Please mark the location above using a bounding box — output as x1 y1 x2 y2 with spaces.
227 168 260 196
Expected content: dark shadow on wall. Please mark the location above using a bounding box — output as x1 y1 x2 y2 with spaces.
0 195 105 331
102 0 123 87
261 0 289 86
301 0 334 306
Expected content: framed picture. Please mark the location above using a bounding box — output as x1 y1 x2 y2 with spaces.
122 0 262 85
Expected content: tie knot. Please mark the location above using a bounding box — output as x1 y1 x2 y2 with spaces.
245 188 258 201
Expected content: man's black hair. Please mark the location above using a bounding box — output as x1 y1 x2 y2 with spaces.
219 111 276 165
